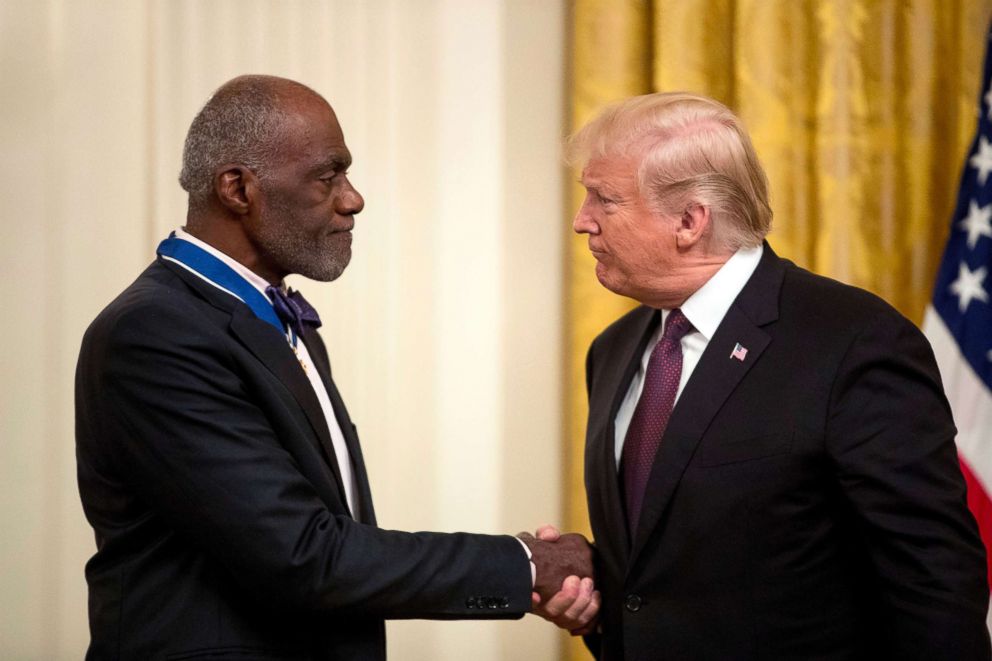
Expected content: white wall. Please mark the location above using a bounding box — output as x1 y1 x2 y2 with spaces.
0 1 566 659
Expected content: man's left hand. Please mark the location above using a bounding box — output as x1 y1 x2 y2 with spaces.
527 524 600 635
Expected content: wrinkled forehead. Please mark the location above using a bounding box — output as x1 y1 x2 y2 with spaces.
274 96 351 169
573 127 659 177
580 139 652 181
579 155 644 197
279 92 342 141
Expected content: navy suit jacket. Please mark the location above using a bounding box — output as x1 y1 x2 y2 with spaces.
75 258 531 660
583 246 991 660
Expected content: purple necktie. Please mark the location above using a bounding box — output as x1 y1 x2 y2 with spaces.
266 285 322 339
621 308 693 534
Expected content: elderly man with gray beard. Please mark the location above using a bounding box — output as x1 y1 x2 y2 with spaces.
74 75 598 661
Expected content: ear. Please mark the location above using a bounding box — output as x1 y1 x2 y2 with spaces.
674 203 710 250
213 164 257 216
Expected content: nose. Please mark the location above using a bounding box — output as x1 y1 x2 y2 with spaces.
573 196 599 235
337 178 365 216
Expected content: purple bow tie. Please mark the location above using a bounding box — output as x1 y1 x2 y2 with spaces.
266 285 322 338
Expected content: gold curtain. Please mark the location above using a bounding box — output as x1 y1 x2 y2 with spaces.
566 1 992 658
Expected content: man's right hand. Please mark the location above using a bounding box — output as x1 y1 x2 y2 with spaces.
517 527 599 634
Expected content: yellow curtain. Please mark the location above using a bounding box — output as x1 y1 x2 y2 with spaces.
566 1 992 658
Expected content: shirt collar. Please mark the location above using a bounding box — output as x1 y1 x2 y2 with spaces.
173 227 281 297
673 243 764 340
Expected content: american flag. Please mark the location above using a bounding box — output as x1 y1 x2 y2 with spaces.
923 24 992 624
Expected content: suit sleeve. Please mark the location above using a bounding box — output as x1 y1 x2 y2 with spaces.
80 299 532 620
826 310 991 658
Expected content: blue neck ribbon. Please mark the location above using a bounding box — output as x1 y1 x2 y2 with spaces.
157 234 286 336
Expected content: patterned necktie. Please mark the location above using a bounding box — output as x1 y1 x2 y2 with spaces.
265 285 322 339
621 308 693 535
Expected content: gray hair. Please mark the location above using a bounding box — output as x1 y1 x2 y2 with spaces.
178 75 314 209
566 92 773 251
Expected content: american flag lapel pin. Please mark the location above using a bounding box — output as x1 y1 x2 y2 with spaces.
730 342 748 361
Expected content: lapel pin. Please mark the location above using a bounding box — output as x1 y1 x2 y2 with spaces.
730 342 748 362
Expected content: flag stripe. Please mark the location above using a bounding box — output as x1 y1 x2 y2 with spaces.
961 458 992 587
925 306 992 490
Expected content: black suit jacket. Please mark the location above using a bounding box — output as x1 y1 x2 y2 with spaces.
75 258 531 661
583 246 991 661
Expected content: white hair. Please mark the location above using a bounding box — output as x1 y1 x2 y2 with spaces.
178 75 315 210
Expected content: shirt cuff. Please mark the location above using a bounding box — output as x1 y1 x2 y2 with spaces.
516 537 536 587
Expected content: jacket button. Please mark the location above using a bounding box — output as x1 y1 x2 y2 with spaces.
466 597 477 609
500 598 509 609
625 594 642 612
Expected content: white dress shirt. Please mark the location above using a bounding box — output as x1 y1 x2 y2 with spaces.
614 244 764 467
167 228 359 517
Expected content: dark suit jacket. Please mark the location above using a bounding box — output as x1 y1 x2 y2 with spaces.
75 258 531 661
583 246 991 661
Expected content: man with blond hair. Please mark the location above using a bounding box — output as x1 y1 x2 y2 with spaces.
569 92 990 659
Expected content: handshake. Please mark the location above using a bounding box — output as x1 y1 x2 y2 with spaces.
517 525 600 635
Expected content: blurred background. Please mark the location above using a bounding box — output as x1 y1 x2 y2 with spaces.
1 1 989 660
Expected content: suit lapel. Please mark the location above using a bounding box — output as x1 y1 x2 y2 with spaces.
159 259 353 512
627 246 785 570
589 308 659 562
301 329 377 526
227 311 351 511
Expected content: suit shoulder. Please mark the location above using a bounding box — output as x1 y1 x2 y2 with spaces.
778 260 915 332
81 262 224 350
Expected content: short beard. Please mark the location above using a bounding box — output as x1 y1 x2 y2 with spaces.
254 201 351 282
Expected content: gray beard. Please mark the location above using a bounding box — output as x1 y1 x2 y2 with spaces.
253 217 350 282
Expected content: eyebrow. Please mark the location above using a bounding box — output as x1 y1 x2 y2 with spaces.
311 152 352 174
581 178 606 193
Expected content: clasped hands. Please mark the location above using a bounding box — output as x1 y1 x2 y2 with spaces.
517 524 600 635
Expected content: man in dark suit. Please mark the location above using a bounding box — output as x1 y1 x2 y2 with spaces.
75 75 597 660
567 92 992 659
